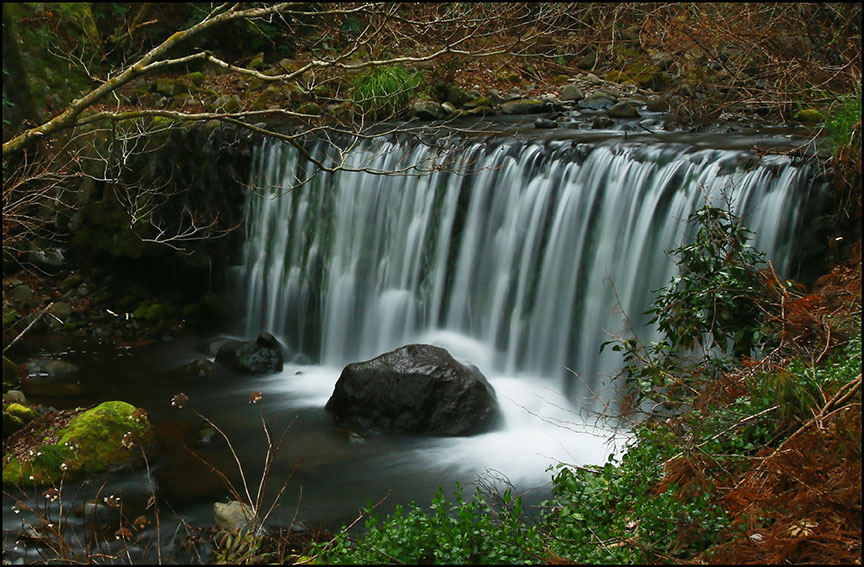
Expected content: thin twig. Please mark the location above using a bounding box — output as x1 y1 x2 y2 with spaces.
4 302 54 354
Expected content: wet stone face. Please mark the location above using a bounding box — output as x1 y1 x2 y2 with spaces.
325 344 502 437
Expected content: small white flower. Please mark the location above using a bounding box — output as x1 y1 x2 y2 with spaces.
29 475 34 481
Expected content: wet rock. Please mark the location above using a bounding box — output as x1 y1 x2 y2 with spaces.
592 116 615 129
214 501 255 532
25 358 79 376
22 358 82 397
325 344 501 436
534 117 559 129
215 332 284 374
76 498 121 524
646 95 669 112
578 97 614 111
412 99 442 120
501 100 547 115
182 359 218 378
607 101 640 118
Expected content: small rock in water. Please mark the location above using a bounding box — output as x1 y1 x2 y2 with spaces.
534 117 559 129
592 116 615 129
214 501 255 532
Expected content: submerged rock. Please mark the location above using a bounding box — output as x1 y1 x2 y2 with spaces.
215 332 284 374
22 358 83 397
325 344 501 436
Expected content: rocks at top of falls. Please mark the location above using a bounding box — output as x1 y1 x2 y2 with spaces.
215 332 284 374
324 344 501 436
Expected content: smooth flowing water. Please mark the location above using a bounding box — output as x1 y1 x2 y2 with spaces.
238 134 820 394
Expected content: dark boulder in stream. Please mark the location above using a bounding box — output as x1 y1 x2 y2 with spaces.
21 358 83 397
325 344 501 436
215 332 284 374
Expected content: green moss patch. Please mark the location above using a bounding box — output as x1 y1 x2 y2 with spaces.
3 401 153 488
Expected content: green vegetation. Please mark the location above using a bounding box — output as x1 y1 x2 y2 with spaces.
312 485 540 564
826 88 862 158
352 64 423 119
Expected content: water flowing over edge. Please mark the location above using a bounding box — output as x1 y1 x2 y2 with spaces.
235 135 823 402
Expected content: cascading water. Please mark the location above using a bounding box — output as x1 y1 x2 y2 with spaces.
237 135 821 399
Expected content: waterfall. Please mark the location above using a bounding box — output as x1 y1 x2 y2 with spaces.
236 135 823 396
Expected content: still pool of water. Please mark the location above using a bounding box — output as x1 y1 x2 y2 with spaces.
3 332 626 563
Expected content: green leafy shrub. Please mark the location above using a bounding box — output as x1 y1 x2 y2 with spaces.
543 427 730 564
352 64 423 119
826 87 862 159
312 484 540 564
604 203 781 411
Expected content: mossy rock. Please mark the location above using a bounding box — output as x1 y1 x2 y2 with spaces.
500 100 546 115
251 86 283 111
3 401 153 487
185 71 205 87
3 310 18 327
60 273 85 291
4 412 25 437
133 303 177 323
795 108 823 123
297 102 322 115
152 78 176 97
607 64 667 90
464 97 493 109
212 95 242 113
466 105 495 117
326 101 356 119
6 403 38 425
553 74 570 84
497 70 521 84
248 52 265 70
606 70 627 83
